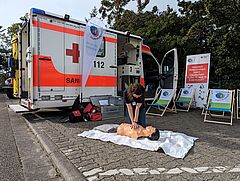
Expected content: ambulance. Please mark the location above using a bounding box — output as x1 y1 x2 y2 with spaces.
16 8 178 110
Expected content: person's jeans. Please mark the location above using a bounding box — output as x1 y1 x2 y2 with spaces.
126 108 146 128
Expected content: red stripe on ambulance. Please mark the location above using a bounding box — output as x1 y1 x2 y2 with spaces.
33 55 117 87
32 20 116 43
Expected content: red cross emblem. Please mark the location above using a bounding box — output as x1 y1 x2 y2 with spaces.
66 43 80 63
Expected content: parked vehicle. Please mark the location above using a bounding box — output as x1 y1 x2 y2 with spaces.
14 8 178 109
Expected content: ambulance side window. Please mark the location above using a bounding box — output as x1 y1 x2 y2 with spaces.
97 37 105 57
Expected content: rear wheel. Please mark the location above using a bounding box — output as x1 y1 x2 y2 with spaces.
6 88 14 99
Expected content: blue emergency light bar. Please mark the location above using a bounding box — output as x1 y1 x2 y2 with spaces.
31 8 45 15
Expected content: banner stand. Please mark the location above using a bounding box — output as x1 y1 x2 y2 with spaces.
81 17 106 102
185 53 211 108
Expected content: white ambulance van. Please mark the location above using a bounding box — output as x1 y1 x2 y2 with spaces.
17 8 178 109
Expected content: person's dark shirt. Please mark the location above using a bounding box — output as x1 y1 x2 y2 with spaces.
123 89 145 110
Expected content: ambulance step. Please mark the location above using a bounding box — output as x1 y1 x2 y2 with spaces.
8 104 30 113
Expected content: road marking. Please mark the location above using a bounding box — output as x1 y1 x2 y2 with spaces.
166 168 183 174
99 169 119 176
83 168 103 177
85 165 240 180
229 167 240 172
133 168 149 174
149 170 160 174
157 168 166 172
215 166 230 172
194 167 209 172
119 169 134 175
87 176 98 181
181 167 198 173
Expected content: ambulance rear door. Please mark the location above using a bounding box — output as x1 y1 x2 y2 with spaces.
36 15 65 92
159 48 178 90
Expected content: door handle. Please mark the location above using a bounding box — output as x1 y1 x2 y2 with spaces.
109 65 117 68
39 56 52 61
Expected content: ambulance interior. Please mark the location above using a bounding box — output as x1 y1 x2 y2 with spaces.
116 35 161 99
117 35 139 96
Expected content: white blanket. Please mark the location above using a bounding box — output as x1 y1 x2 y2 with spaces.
78 126 198 159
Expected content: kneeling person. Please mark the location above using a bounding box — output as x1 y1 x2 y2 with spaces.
117 123 159 140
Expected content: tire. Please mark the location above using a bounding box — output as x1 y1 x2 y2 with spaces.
6 88 14 99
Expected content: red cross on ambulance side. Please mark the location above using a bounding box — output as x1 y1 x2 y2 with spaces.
66 43 80 63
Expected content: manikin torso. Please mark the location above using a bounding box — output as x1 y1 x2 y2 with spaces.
117 123 156 139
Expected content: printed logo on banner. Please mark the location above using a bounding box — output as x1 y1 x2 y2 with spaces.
90 26 103 39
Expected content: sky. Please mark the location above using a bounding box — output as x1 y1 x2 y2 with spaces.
0 0 179 29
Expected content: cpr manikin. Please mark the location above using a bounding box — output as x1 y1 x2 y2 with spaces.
117 123 160 140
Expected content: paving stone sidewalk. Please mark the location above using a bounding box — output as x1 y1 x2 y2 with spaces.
19 106 240 181
2 94 63 181
9 109 64 181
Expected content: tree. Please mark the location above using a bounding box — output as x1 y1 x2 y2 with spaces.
99 0 131 25
136 0 150 13
0 23 21 90
0 26 9 70
203 0 240 88
99 0 150 25
177 0 240 88
90 6 98 18
0 23 21 70
98 0 240 89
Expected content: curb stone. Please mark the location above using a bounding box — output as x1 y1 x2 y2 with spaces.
24 117 87 181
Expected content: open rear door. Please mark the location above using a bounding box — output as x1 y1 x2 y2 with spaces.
142 48 178 100
142 52 161 100
159 48 178 90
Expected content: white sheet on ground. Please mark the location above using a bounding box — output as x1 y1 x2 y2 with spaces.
78 125 198 159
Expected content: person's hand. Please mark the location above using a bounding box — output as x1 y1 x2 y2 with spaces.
131 122 139 129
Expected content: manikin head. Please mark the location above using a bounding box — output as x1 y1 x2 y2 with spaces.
145 126 160 141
